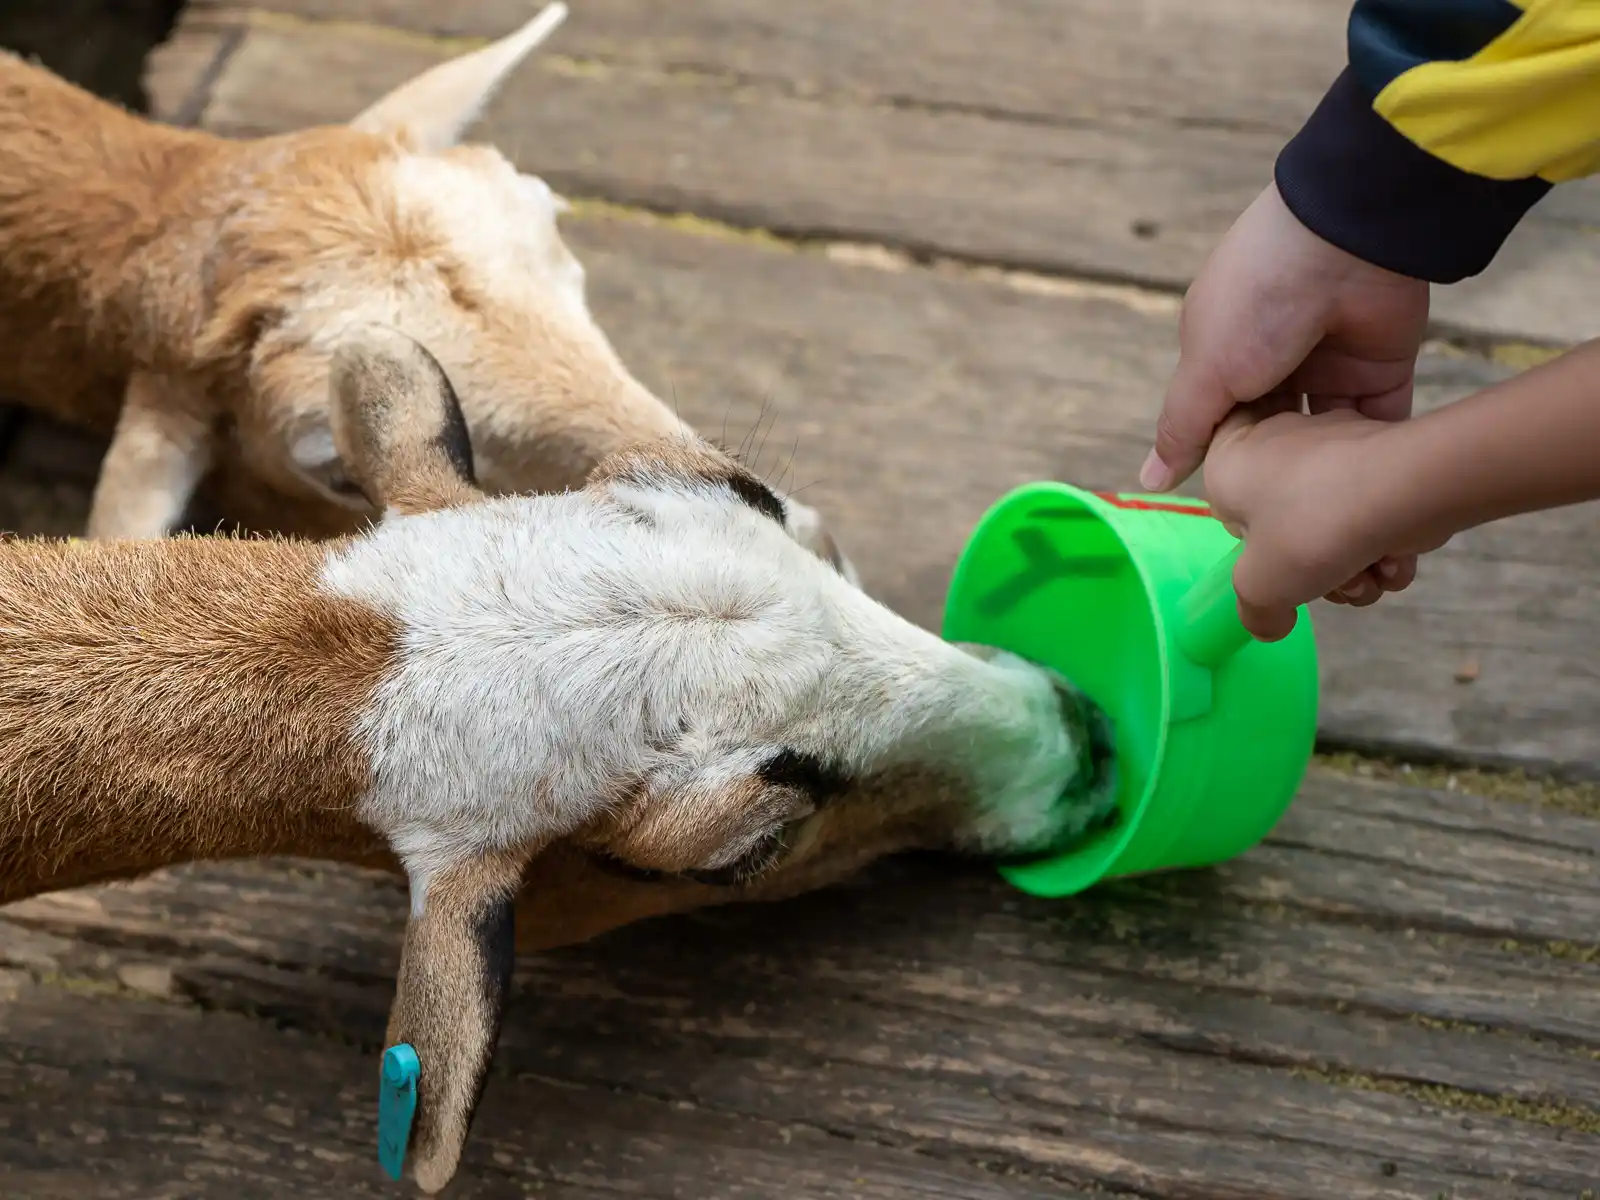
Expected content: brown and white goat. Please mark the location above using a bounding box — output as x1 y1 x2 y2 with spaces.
0 3 851 578
0 326 1117 1192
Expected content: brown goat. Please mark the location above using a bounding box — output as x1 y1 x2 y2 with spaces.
0 326 1118 1191
0 3 853 579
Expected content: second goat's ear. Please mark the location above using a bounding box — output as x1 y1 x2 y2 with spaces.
385 851 527 1193
328 325 482 517
349 3 568 152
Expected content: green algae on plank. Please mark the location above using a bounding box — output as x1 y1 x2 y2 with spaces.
1290 1065 1600 1136
1315 752 1600 820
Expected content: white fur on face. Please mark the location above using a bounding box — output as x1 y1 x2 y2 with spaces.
388 151 591 325
319 472 1105 895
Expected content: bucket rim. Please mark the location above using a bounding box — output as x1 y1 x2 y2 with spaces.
943 479 1182 893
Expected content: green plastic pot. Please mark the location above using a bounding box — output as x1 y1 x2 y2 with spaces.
942 482 1319 898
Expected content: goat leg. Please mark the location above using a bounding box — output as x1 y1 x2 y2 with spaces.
87 369 214 538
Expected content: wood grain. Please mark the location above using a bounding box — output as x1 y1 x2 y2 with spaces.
0 973 1096 1200
4 771 1598 1199
161 6 1600 346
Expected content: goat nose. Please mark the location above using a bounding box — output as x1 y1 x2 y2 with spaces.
1051 678 1119 819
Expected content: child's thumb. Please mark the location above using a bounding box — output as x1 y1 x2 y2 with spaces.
1230 538 1303 643
1145 357 1236 492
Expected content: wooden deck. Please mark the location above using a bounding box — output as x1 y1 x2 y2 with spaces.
3 2 1599 1197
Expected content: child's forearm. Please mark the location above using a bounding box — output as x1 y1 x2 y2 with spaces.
1371 339 1600 550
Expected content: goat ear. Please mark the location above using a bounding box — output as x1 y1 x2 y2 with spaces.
349 3 568 151
328 325 482 516
386 852 526 1193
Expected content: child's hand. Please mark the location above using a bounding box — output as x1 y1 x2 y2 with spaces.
1203 404 1446 641
1144 183 1430 493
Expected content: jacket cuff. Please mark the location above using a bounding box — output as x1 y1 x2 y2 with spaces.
1274 68 1550 283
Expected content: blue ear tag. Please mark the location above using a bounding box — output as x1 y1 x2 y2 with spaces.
377 1043 421 1181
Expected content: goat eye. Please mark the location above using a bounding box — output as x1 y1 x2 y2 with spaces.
683 826 792 889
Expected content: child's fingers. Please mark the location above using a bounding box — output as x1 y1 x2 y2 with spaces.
1327 571 1368 602
1230 538 1305 642
1338 575 1379 605
1211 390 1303 447
1148 356 1237 491
1330 567 1390 606
1344 580 1386 607
1375 553 1417 593
1328 556 1417 605
1302 381 1415 424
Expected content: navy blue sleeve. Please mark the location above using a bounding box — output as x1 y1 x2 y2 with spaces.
1273 1 1552 283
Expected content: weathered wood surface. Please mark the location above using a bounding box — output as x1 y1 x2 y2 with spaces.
3 973 1086 1200
163 2 1600 347
3 772 1598 1199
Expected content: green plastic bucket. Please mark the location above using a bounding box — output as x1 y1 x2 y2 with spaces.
942 482 1319 898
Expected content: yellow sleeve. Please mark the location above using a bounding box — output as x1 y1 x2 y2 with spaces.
1364 0 1600 182
1274 0 1599 282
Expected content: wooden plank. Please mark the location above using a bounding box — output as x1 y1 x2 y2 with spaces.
1231 776 1600 944
28 848 1600 1051
190 0 1356 124
140 17 243 128
5 775 1597 1061
0 974 1084 1200
1301 767 1600 855
162 6 1600 347
5 955 1593 1200
19 841 1600 1055
1293 769 1600 866
1223 843 1599 944
482 981 1600 1199
5 788 1598 1200
154 942 1600 1135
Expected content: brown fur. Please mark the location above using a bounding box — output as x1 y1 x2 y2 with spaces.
0 48 685 536
0 529 964 940
0 321 950 1188
536 764 981 949
0 534 395 903
0 384 1020 1192
0 52 218 428
0 329 602 1193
